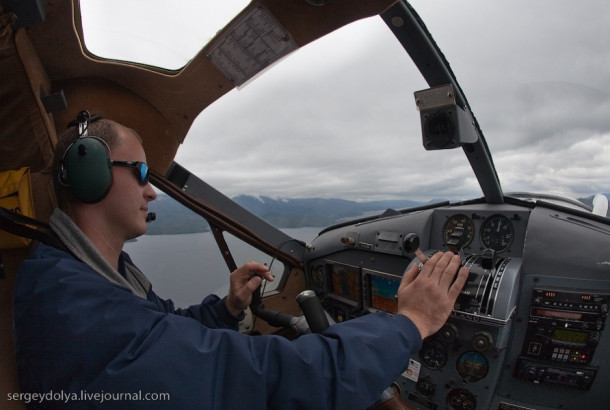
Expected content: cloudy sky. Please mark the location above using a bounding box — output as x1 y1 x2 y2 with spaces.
82 0 610 203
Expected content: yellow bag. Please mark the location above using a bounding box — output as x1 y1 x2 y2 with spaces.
0 167 35 249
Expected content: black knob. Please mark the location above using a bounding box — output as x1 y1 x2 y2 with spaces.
403 233 428 263
403 233 420 253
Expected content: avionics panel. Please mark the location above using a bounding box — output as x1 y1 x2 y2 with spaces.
514 288 608 390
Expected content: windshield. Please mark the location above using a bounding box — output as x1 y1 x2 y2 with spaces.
81 0 610 212
175 0 609 210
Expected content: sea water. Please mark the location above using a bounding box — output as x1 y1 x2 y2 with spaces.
124 227 322 308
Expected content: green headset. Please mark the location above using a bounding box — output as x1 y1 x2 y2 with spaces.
58 110 113 203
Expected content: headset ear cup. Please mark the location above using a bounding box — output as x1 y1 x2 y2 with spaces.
63 137 112 203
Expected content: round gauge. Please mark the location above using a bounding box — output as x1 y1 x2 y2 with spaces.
416 377 436 398
456 351 489 382
442 214 475 249
480 214 514 252
446 388 477 410
420 340 448 370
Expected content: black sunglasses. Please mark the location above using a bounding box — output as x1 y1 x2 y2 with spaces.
111 161 149 185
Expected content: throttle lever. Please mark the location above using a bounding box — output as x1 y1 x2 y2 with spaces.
250 280 297 329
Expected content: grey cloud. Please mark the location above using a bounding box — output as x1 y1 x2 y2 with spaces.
174 1 610 203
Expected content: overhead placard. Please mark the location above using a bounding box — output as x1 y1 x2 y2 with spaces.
207 5 297 86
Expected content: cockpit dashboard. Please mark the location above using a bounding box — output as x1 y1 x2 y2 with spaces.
303 199 609 409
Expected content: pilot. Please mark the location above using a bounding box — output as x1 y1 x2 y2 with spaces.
14 113 468 409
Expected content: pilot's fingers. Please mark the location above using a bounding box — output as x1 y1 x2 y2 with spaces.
447 265 469 300
227 271 267 314
399 254 439 289
234 261 274 282
400 259 421 287
437 254 463 288
425 251 455 280
400 251 444 291
242 274 263 294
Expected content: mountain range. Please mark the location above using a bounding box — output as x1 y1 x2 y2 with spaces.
145 193 610 235
145 194 425 234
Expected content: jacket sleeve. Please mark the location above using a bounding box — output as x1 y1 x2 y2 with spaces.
14 245 422 410
148 291 242 330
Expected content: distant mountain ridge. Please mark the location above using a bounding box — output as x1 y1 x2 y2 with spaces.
146 194 426 234
232 195 423 228
145 193 609 235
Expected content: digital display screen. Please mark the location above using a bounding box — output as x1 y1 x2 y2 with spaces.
369 274 400 313
329 263 361 304
534 309 582 320
552 328 589 344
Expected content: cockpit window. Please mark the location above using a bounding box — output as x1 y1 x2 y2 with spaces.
79 0 249 70
174 16 471 206
81 0 609 215
173 1 609 222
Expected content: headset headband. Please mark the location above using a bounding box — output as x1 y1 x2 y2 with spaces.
67 110 103 136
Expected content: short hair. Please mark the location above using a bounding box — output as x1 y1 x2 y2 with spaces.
52 119 120 208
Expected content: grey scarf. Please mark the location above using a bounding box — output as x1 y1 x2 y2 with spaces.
49 208 151 299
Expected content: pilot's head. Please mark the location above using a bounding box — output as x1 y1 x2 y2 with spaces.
52 112 156 239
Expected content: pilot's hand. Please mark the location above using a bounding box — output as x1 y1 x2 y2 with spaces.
226 261 274 317
396 252 468 339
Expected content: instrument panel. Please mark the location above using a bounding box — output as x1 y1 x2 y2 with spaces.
443 213 516 253
303 201 610 409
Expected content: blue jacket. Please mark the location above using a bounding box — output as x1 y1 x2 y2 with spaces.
14 243 422 409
